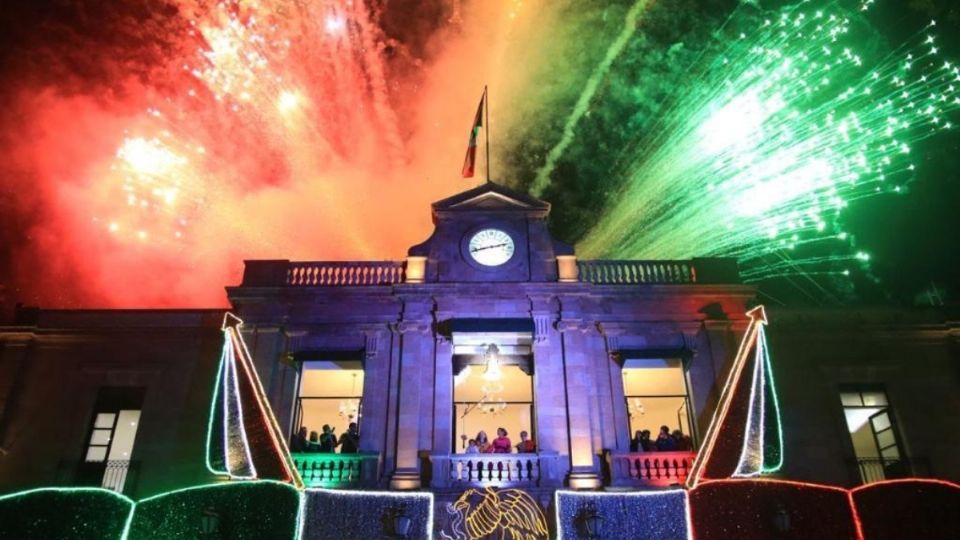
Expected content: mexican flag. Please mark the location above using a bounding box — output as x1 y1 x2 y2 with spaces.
461 91 485 178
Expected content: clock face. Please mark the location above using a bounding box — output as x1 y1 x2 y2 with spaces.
468 228 515 267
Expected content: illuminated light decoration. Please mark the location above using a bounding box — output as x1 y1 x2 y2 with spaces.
687 305 783 487
440 487 547 540
125 480 302 540
0 487 134 540
733 323 784 476
849 478 960 540
206 313 303 487
576 2 960 283
303 488 434 540
689 478 863 540
554 489 691 540
205 321 256 479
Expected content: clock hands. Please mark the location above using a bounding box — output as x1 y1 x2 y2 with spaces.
470 242 510 253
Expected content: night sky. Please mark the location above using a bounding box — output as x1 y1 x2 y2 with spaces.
0 0 958 315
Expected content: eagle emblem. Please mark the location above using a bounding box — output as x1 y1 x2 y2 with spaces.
440 487 549 540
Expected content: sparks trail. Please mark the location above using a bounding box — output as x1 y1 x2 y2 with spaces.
579 1 960 283
97 0 406 250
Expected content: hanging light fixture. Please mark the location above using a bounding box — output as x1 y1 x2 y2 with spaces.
482 344 502 381
339 373 361 420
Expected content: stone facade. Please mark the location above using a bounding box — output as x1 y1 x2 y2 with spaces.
0 183 957 502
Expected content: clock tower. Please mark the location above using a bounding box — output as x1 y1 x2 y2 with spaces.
407 182 574 282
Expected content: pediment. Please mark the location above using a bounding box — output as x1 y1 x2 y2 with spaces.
432 182 550 217
450 191 533 210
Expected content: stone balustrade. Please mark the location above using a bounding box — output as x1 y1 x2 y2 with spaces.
577 260 697 284
239 257 739 286
606 451 696 487
577 258 741 285
429 452 561 489
291 452 379 488
287 261 405 286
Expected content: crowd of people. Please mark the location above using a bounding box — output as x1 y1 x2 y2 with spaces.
630 425 692 452
291 423 687 455
289 422 360 454
462 428 537 454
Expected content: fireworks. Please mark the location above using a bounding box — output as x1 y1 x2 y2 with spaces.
574 1 959 282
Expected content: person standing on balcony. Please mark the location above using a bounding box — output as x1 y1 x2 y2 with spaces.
290 426 308 452
307 431 321 452
339 422 360 453
319 424 339 453
640 430 653 451
491 428 512 453
516 431 536 453
465 439 480 454
656 425 677 451
476 431 491 453
630 430 646 453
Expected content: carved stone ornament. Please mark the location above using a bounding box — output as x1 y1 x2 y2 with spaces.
392 320 432 335
555 319 593 334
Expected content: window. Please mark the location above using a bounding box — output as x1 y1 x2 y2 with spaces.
840 387 906 484
454 363 533 453
79 387 144 493
622 358 694 450
294 360 363 449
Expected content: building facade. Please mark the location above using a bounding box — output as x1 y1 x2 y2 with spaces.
0 183 957 509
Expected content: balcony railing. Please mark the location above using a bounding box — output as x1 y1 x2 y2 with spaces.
606 451 695 488
429 452 561 489
578 260 697 284
56 459 139 495
852 457 931 485
287 261 406 286
240 257 740 287
291 452 380 488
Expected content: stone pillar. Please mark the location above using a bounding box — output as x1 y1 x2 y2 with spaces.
530 298 569 481
359 330 389 454
585 326 618 452
243 326 292 431
601 332 632 451
557 320 602 488
691 320 747 436
0 336 32 449
389 303 433 490
432 335 454 455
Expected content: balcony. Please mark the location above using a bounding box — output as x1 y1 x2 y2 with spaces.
851 457 931 485
291 453 380 488
606 451 696 488
238 257 740 287
429 452 562 489
56 459 139 495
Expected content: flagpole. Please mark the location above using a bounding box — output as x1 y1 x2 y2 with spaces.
484 85 491 184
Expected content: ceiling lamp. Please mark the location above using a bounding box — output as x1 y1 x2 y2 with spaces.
482 344 502 381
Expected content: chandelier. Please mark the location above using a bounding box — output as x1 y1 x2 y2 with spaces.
482 344 502 381
628 398 646 418
338 373 361 421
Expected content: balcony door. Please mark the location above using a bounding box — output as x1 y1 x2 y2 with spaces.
294 360 364 450
840 388 906 483
622 358 695 450
453 360 533 454
77 387 144 494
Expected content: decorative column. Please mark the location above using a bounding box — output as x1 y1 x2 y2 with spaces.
530 297 568 484
431 334 454 455
359 330 389 454
694 319 746 432
243 326 294 432
599 329 632 451
557 319 602 489
389 299 434 490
